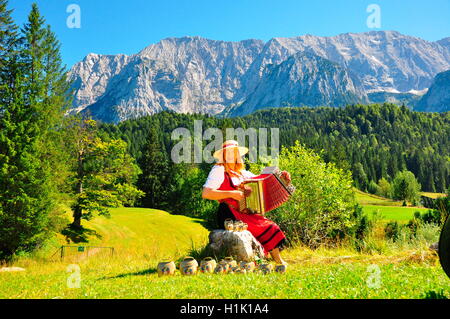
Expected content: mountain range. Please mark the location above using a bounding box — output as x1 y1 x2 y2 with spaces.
68 31 450 123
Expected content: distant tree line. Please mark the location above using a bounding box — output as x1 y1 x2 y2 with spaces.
101 104 450 197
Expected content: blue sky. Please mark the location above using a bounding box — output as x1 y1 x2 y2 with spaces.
9 0 450 68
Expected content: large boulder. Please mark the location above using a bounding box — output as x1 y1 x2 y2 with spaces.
208 229 265 262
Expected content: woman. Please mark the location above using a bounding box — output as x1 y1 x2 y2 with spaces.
202 140 290 266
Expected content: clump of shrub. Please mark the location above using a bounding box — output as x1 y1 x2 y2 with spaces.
384 221 401 241
250 142 368 249
376 178 393 198
417 193 449 226
368 180 379 195
406 214 423 237
415 223 441 244
351 205 377 252
371 172 422 205
351 205 373 240
384 211 441 249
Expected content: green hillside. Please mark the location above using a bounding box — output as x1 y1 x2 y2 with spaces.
75 207 209 258
355 189 431 221
1 206 449 299
355 189 403 206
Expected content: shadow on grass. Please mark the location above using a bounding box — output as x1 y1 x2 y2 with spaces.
423 290 448 299
61 224 103 244
191 218 217 231
100 268 158 280
186 241 230 262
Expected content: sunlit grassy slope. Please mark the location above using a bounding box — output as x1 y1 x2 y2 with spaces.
1 206 448 299
362 205 430 221
355 189 403 206
355 189 432 221
77 207 209 259
34 207 210 263
421 192 447 199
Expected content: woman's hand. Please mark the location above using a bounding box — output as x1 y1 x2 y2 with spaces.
281 171 291 183
229 190 245 201
242 185 252 197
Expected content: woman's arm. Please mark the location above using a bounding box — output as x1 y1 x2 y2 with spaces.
202 187 245 201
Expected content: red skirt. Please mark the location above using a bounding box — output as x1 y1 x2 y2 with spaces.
221 199 286 255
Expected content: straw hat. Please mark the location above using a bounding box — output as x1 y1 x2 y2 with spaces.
213 140 249 163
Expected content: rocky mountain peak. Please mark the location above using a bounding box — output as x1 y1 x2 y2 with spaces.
228 51 368 116
68 31 450 123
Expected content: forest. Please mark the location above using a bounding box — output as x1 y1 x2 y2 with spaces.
101 104 450 194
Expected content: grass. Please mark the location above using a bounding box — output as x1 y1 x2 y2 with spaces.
1 206 449 299
44 207 209 261
354 189 433 222
355 189 403 206
78 207 209 259
363 205 430 222
421 192 447 199
0 246 448 299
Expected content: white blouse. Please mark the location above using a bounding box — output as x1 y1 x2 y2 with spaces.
203 165 256 189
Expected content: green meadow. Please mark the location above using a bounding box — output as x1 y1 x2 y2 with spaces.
355 189 404 206
1 201 449 299
1 253 447 299
362 205 430 221
355 189 435 221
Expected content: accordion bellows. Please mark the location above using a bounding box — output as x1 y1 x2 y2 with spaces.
238 167 295 215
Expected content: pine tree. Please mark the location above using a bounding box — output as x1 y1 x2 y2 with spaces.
0 73 42 258
20 4 43 105
0 0 21 110
137 125 173 209
21 4 71 196
0 3 69 259
0 70 53 258
42 24 70 113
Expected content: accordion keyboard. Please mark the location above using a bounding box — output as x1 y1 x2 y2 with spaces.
238 167 295 215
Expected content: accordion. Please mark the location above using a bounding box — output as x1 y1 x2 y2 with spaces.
238 167 295 215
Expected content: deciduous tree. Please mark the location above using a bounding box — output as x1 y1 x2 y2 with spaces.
66 118 143 228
